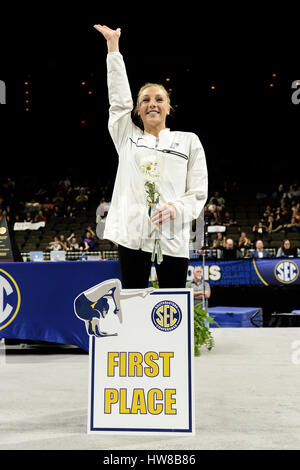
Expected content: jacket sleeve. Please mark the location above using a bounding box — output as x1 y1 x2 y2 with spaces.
169 133 208 223
106 52 135 152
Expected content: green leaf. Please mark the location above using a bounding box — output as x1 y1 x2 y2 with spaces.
194 306 220 356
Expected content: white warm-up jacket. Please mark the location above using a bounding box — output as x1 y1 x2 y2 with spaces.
103 52 208 259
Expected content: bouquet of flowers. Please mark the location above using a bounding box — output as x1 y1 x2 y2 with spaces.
140 156 163 264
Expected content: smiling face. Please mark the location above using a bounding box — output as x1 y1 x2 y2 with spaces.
136 85 170 133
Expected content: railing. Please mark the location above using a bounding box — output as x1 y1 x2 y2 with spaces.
20 250 119 262
20 248 278 262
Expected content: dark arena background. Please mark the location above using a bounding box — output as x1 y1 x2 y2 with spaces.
0 5 300 453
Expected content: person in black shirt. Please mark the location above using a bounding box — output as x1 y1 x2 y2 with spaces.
221 238 243 259
276 239 297 258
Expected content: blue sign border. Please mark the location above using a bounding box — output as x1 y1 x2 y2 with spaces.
89 290 193 433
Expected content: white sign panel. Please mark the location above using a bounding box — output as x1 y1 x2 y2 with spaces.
14 222 46 231
74 279 194 435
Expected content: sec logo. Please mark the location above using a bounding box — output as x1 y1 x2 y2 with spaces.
151 300 182 332
274 260 299 284
0 269 21 330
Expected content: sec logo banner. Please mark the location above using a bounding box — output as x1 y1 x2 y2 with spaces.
151 300 182 332
0 269 21 330
274 260 299 284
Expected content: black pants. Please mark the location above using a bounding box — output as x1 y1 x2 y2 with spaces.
118 244 189 289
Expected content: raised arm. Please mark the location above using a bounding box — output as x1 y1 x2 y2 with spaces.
93 24 134 151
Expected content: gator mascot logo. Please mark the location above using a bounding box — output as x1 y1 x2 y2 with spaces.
74 279 154 337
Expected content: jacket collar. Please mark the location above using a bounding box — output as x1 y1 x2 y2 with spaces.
143 128 170 138
142 128 171 148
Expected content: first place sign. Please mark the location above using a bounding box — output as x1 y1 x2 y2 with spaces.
80 282 195 435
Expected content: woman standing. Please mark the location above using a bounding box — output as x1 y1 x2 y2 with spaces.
93 24 208 288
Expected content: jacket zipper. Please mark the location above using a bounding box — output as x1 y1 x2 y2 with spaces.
129 138 189 160
162 149 188 160
139 139 159 249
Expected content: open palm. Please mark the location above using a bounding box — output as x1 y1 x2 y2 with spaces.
93 24 121 41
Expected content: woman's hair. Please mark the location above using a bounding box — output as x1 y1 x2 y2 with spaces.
133 82 174 120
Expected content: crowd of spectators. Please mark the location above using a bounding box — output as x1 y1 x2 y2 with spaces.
45 227 96 252
202 180 300 259
1 176 300 258
0 175 113 253
205 236 298 259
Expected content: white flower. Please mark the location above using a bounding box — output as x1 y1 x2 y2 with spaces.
140 156 159 176
140 155 163 264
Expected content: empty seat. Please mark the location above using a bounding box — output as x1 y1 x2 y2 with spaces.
269 240 282 248
271 232 285 240
239 226 252 233
237 219 249 226
23 242 39 251
287 232 300 240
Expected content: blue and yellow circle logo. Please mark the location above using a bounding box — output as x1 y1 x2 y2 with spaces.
274 260 299 284
0 269 21 330
151 300 182 332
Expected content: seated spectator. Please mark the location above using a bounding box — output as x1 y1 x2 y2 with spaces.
285 203 300 232
67 233 80 251
293 204 300 223
290 199 298 212
63 205 76 219
222 210 237 227
58 234 68 251
249 240 271 259
52 191 65 208
211 232 226 249
270 209 291 233
262 204 274 220
34 210 47 223
24 212 33 223
81 228 95 251
208 208 222 226
42 197 54 212
238 232 253 249
42 207 51 221
271 183 285 201
276 239 298 258
265 214 282 233
221 238 243 259
252 220 268 234
24 197 41 213
46 236 63 251
58 176 72 190
208 191 225 212
96 198 111 220
279 197 288 210
52 205 62 217
75 189 88 211
294 185 300 198
286 184 299 200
